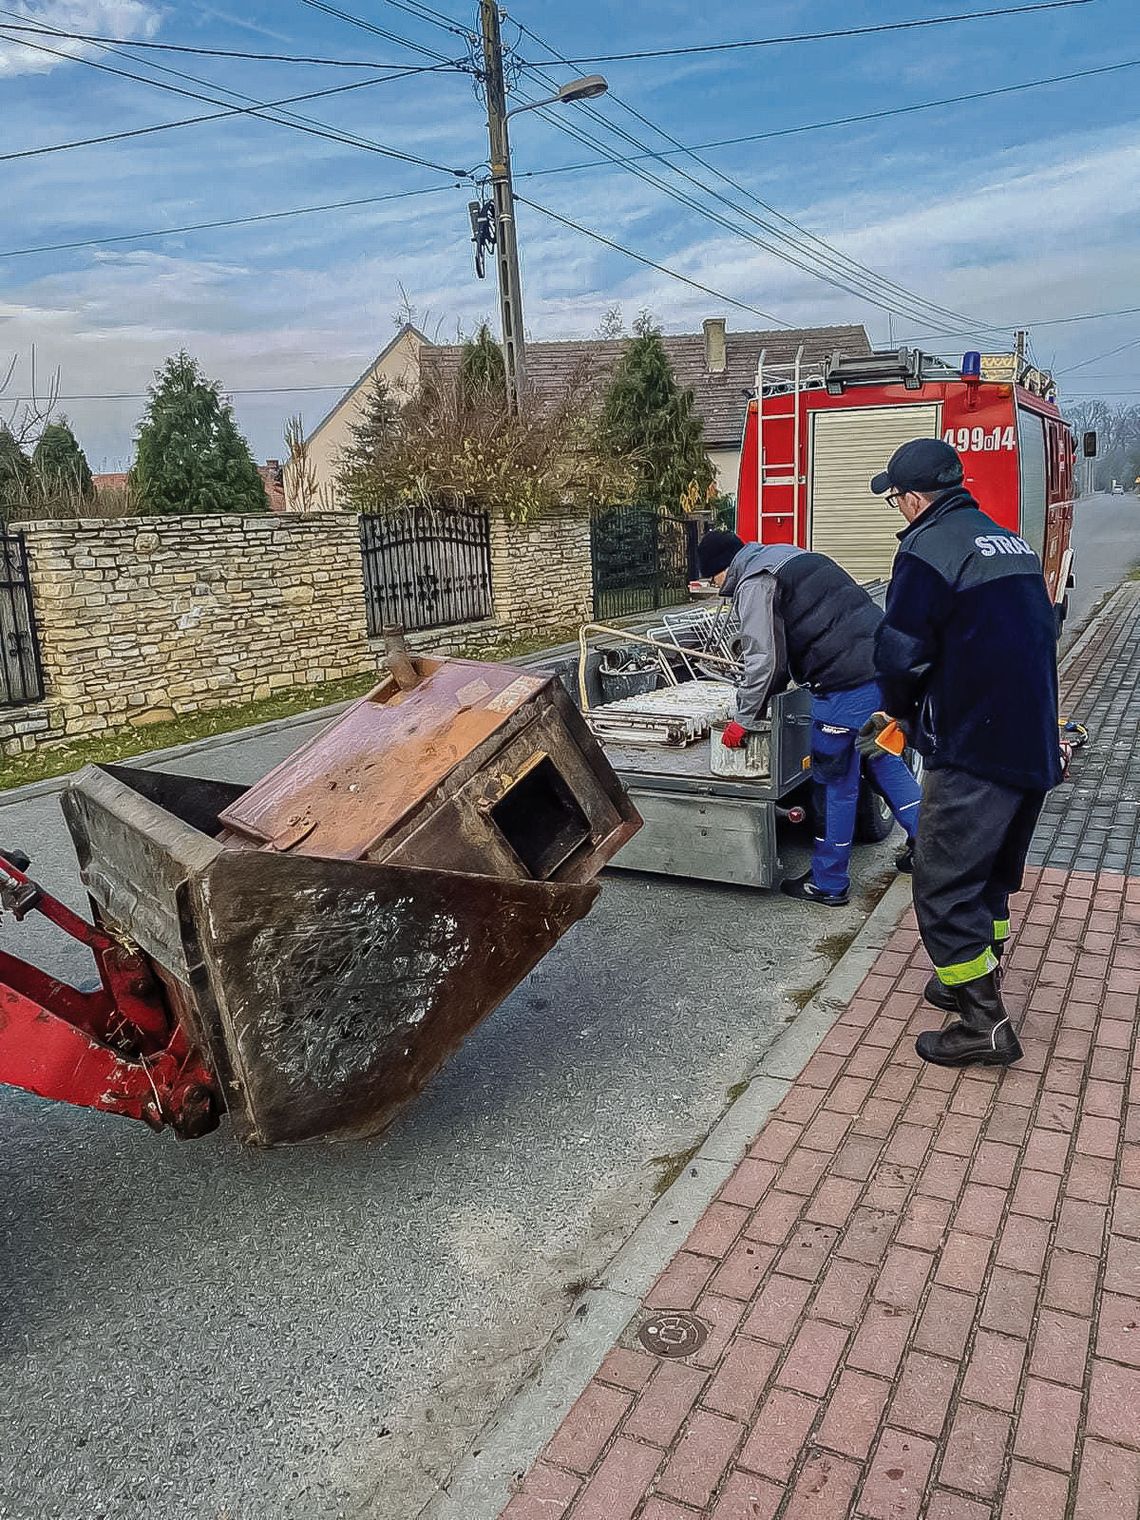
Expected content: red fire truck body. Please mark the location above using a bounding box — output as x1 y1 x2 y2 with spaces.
735 348 1075 620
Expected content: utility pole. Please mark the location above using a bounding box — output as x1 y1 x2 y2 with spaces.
1014 328 1027 381
480 0 527 410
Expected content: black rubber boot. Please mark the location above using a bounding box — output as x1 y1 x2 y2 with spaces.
780 870 849 907
924 941 1005 1013
916 971 1022 1068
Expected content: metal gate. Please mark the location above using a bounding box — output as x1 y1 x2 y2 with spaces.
359 504 493 636
590 505 705 620
1 526 44 707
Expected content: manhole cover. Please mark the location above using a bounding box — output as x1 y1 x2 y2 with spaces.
637 1311 708 1359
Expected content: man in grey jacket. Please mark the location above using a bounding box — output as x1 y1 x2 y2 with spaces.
697 531 921 905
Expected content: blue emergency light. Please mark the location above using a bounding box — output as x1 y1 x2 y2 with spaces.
961 351 982 380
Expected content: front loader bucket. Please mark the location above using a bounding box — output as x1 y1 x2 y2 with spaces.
60 657 638 1145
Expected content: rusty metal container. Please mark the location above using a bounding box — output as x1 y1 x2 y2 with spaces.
62 659 640 1145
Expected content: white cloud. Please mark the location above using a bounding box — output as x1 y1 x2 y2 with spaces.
0 1 160 76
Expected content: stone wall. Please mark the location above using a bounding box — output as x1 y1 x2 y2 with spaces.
5 503 594 757
19 513 375 744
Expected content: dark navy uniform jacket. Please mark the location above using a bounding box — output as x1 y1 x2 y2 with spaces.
875 486 1062 794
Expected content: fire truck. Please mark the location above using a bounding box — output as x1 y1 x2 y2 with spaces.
736 347 1076 629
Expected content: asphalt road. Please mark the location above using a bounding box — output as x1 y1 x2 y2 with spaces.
1064 490 1139 643
0 720 900 1520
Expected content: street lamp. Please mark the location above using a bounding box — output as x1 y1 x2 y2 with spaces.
505 74 609 118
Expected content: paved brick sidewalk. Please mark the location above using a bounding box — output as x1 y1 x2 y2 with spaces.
500 595 1140 1520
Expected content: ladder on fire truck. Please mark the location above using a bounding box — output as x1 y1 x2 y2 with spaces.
753 343 827 541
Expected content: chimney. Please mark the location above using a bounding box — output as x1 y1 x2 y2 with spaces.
703 317 727 374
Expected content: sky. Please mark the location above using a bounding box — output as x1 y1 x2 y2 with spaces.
0 0 1138 469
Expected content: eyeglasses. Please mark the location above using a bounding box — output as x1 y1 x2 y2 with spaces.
885 491 903 510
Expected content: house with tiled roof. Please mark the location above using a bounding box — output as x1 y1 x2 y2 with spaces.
288 318 871 509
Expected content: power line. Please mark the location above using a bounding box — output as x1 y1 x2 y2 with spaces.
0 19 428 65
513 20 1002 339
514 58 1140 182
0 183 462 259
522 1 1093 66
297 0 458 62
0 33 471 172
1061 333 1140 375
514 196 791 326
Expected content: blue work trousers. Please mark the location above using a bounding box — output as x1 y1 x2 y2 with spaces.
810 680 922 894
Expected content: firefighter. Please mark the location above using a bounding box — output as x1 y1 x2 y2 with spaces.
862 437 1062 1069
696 531 922 906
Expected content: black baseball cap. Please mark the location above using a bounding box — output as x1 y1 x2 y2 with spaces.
870 437 964 496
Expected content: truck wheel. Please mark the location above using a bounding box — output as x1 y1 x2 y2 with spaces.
854 779 895 843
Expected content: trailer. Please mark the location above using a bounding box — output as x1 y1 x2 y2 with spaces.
736 346 1076 630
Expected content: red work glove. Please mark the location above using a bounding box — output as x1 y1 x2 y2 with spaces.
721 721 748 749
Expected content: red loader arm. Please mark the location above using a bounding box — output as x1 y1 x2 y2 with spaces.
0 850 219 1138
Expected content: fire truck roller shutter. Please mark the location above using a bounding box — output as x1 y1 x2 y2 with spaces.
1016 406 1048 561
809 404 942 582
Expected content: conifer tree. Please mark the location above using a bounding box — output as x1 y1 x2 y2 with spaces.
32 418 93 500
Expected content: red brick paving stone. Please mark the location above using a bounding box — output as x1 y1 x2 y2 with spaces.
691 1294 748 1371
980 1268 1040 1339
639 1500 699 1520
744 1275 814 1343
951 1079 997 1119
1073 1439 1140 1520
939 1402 1011 1500
711 1239 778 1302
1092 1047 1133 1084
778 1223 841 1282
820 1023 863 1058
1097 1293 1140 1367
923 1494 990 1520
708 1468 784 1520
936 1231 993 1293
934 1114 984 1157
1024 1127 1072 1174
719 1160 780 1209
624 1360 709 1447
783 1450 862 1520
1123 1146 1140 1189
1097 1020 1135 1052
995 1213 1051 1276
504 1461 580 1520
889 1351 959 1437
853 1097 903 1139
960 1330 1028 1412
1038 1090 1080 1132
1043 1250 1100 1316
847 1302 916 1379
777 1318 849 1398
773 1084 827 1125
877 1065 921 1104
1000 1459 1071 1520
645 1251 717 1312
1010 1168 1062 1220
568 1437 662 1520
703 1335 780 1421
737 1389 820 1482
805 1177 864 1228
914 1285 978 1359
778 1148 837 1198
918 1153 971 1203
895 1194 952 1252
798 1052 847 1088
1083 1079 1126 1120
874 1247 934 1311
750 1120 807 1164
954 1184 1008 1238
1077 1115 1121 1159
845 1046 894 1083
837 1208 897 1267
1029 1308 1092 1388
816 1370 891 1459
1086 1360 1140 1449
830 1136 887 1183
865 1017 910 1050
865 1164 918 1214
1104 1235 1140 1295
656 1409 743 1508
543 1381 632 1473
687 1201 752 1259
802 1110 854 1153
596 1346 656 1393
1013 1377 1082 1470
826 1075 875 1114
1064 1153 1116 1205
986 1104 1032 1146
747 1190 807 1246
812 1260 876 1327
859 1426 938 1520
1055 1198 1108 1256
968 1140 1019 1190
